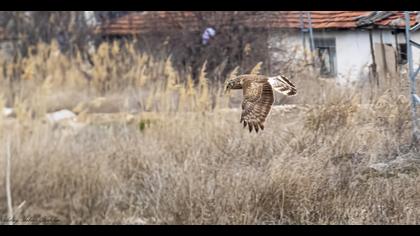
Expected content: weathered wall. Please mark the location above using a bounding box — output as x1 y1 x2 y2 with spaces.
268 29 420 85
0 41 15 61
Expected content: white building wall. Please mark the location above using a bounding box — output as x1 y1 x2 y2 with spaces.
316 30 372 84
409 32 420 67
267 32 306 72
269 29 420 85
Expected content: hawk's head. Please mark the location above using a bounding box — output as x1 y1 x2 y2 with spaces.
224 76 243 93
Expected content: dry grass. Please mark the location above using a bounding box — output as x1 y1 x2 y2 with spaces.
0 41 420 225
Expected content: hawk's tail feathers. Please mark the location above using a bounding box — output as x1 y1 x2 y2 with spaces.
268 75 297 96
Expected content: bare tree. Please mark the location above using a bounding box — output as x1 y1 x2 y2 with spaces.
0 11 98 57
118 12 269 83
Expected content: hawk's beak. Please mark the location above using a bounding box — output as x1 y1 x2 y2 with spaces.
223 81 230 94
224 84 231 95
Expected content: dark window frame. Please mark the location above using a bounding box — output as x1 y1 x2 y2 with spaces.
397 43 407 65
314 38 337 78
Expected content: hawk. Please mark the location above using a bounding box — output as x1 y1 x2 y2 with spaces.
225 74 297 133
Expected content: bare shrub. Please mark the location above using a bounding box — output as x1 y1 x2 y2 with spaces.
0 36 419 225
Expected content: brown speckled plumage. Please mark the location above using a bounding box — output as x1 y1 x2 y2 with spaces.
225 74 296 133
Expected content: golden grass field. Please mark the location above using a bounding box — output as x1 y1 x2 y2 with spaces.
1 41 420 224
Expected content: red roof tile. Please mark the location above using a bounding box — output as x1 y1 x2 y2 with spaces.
98 11 241 35
373 12 417 28
237 11 372 29
98 11 420 36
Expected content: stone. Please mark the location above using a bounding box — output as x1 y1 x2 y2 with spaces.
365 153 420 177
46 109 76 123
2 107 15 118
368 163 389 173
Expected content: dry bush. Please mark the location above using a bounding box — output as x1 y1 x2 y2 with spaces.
0 42 419 225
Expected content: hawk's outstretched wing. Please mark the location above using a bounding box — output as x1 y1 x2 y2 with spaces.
268 75 297 96
241 79 274 133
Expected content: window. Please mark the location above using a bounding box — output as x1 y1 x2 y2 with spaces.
397 43 407 65
314 38 337 77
